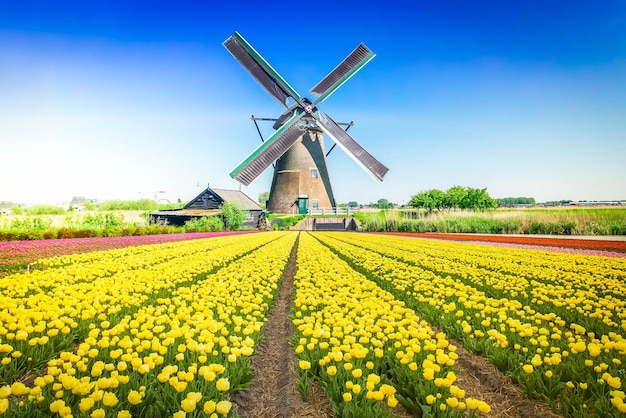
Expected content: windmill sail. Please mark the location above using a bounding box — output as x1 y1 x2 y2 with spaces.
223 32 301 107
316 113 389 182
223 31 389 200
310 43 375 105
230 111 305 186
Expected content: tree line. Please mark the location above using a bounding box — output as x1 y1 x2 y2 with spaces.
409 186 497 212
495 197 536 206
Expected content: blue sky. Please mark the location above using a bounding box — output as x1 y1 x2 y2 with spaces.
1 0 624 205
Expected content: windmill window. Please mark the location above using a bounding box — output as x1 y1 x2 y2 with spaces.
312 200 319 209
311 169 318 179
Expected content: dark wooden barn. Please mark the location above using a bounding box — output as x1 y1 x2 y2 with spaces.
149 187 264 228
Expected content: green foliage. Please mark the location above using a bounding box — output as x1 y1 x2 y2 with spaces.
370 198 393 209
74 212 124 229
184 216 223 232
410 186 497 212
258 191 270 209
544 200 572 206
352 212 367 225
348 201 358 208
157 201 185 210
10 217 52 231
0 222 185 241
10 205 24 215
24 205 65 215
221 201 246 231
96 199 158 211
527 221 577 235
410 189 445 213
357 208 626 235
496 197 536 206
442 185 467 210
463 187 497 211
271 215 305 230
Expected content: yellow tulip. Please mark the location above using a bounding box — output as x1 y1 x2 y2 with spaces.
216 377 230 392
215 400 232 416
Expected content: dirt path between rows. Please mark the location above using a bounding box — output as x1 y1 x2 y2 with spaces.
232 235 334 418
451 339 561 418
233 233 561 417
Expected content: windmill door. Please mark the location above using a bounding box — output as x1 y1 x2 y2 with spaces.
297 196 309 214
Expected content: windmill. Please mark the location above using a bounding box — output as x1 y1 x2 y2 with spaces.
223 32 389 213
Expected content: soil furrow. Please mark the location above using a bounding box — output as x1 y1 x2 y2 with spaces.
233 234 333 418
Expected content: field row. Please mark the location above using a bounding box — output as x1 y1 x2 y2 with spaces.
0 232 256 274
0 232 495 417
313 232 626 417
2 232 625 417
0 232 294 417
378 232 626 254
292 233 490 417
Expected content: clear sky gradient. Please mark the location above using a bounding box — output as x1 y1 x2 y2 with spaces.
1 0 624 205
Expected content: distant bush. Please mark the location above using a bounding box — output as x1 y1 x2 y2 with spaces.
25 205 65 215
271 215 305 230
96 199 158 211
184 216 223 232
9 217 51 231
526 221 576 235
221 202 246 231
0 223 187 242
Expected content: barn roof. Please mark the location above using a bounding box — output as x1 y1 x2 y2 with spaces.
212 188 262 211
181 187 262 212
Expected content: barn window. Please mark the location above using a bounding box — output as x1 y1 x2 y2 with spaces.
311 169 318 179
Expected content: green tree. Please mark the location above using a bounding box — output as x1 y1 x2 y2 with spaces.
410 189 444 213
258 191 270 209
461 188 496 211
443 185 467 210
496 197 536 206
428 189 445 211
376 198 393 209
348 201 358 208
410 191 430 211
221 201 246 231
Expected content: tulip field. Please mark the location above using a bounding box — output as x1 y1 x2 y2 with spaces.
0 232 257 277
1 231 625 417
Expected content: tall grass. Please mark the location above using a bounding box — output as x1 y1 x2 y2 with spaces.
358 208 626 235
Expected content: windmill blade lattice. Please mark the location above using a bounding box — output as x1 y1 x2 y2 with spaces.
230 111 305 186
310 43 375 105
223 32 301 107
223 31 388 197
316 112 388 182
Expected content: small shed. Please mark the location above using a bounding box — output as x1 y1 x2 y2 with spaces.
149 187 264 228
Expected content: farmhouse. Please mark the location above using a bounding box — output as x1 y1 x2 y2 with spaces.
149 186 264 228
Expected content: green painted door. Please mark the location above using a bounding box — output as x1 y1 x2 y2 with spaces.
297 197 309 214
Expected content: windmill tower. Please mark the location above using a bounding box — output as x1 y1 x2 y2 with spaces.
223 32 388 213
